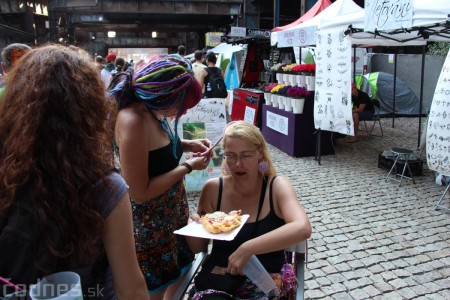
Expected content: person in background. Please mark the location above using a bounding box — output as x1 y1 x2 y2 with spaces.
201 48 208 65
101 53 117 90
0 44 148 300
110 54 212 300
198 51 224 97
0 43 32 100
187 121 312 299
110 57 126 78
95 55 105 72
192 50 206 83
348 82 374 143
177 45 186 57
1 43 32 78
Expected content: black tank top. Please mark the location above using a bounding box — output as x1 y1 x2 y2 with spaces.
147 138 183 177
210 176 286 273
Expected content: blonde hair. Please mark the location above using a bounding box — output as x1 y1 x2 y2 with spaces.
221 121 276 176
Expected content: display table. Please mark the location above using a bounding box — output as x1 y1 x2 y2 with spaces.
261 95 334 157
231 88 264 128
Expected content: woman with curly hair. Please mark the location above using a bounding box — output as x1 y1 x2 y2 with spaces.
0 44 148 299
110 54 211 300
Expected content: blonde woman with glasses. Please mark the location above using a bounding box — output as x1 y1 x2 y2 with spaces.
186 121 311 299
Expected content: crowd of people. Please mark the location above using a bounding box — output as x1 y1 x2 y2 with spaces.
0 43 311 300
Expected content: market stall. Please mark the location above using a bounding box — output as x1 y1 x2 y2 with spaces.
268 0 448 159
223 28 272 128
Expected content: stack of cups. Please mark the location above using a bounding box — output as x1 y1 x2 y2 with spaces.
243 255 277 295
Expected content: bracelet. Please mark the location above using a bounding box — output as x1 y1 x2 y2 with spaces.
180 162 193 174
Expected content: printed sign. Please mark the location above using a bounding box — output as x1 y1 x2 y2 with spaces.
278 26 317 48
206 32 223 47
230 27 270 39
266 111 289 135
364 0 413 32
178 98 228 191
244 106 256 124
426 50 450 176
314 29 353 135
230 27 247 37
246 28 271 39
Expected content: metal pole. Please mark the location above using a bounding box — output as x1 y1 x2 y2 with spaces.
274 0 280 27
418 45 426 149
392 50 398 128
353 47 357 82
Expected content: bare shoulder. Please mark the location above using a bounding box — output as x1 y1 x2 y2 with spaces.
116 106 148 130
199 177 221 212
270 175 292 188
203 177 220 192
270 176 297 200
115 106 152 146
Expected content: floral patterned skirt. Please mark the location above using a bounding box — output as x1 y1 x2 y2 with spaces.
132 180 194 292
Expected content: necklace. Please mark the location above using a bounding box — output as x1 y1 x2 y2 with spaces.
158 116 176 144
149 110 178 157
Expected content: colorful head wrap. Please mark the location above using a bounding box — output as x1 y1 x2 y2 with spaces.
109 54 202 157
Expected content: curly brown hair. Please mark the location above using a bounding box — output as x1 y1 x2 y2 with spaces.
0 44 116 268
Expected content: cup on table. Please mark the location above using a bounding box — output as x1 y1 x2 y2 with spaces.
30 271 83 300
243 255 277 294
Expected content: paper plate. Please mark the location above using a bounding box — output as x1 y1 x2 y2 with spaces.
174 214 249 241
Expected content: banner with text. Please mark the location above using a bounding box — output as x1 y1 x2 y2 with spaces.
426 50 450 176
314 29 353 135
364 0 413 32
277 26 317 48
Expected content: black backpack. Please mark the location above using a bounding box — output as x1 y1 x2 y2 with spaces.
205 67 228 98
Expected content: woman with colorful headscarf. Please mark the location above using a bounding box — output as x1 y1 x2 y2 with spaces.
110 54 211 299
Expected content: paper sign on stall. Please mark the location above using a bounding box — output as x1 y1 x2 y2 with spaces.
266 111 289 135
178 98 228 192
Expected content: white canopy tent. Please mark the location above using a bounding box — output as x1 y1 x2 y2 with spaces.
208 42 245 54
273 0 364 47
274 0 439 47
317 0 449 147
319 0 449 46
272 0 449 161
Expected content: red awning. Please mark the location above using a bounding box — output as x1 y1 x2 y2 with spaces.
272 0 333 32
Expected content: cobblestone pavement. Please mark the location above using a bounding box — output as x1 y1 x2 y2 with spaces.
186 117 450 300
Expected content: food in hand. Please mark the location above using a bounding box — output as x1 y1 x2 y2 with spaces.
201 210 242 234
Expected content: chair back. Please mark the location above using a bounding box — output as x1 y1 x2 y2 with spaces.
287 240 307 254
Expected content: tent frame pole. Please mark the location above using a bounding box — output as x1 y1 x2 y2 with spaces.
392 49 398 128
273 0 280 27
418 45 426 149
353 47 356 82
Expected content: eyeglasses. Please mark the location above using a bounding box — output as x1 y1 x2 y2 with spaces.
223 150 257 163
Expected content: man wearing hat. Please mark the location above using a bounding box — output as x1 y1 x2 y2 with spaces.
100 53 117 89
